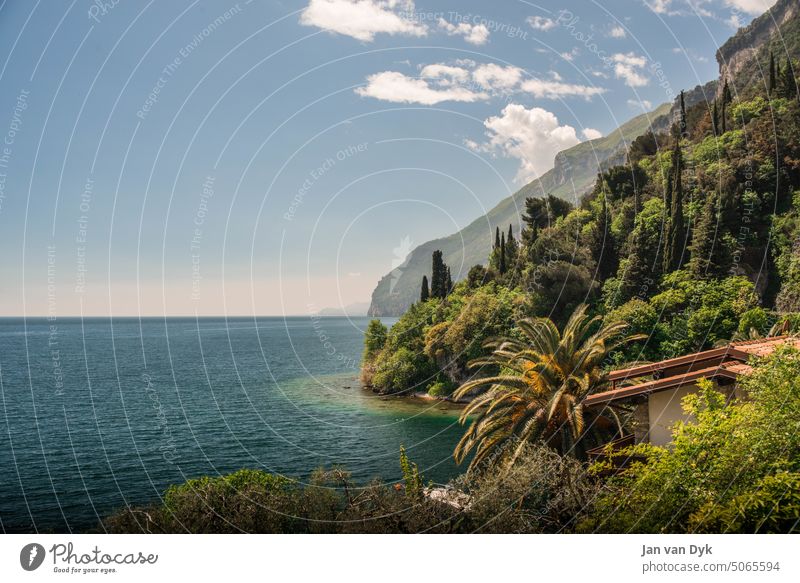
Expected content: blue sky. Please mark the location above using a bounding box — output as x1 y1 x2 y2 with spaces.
0 0 775 316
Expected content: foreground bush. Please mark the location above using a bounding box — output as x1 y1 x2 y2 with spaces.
582 347 800 533
102 444 595 534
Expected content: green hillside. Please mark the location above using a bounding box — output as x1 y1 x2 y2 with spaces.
368 102 672 316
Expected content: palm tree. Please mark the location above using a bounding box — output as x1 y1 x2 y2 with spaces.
453 304 644 472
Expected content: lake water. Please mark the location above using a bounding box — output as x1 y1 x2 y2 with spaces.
0 317 466 533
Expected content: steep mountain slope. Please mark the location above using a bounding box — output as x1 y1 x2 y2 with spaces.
716 0 799 100
367 102 673 316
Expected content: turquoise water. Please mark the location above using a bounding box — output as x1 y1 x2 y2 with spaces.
0 317 466 533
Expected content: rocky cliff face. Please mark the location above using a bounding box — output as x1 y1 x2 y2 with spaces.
716 0 799 94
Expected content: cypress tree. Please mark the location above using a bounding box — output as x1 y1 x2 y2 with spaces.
420 275 429 302
445 267 452 295
500 232 506 274
769 51 776 95
688 190 718 278
712 100 718 135
720 79 732 133
595 191 617 281
506 224 518 272
663 141 686 274
679 90 687 137
431 250 445 298
494 227 501 249
781 59 798 99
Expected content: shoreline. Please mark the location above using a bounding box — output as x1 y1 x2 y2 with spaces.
359 382 470 408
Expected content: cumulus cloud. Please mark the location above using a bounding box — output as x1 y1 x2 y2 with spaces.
527 16 557 31
420 64 471 85
582 128 603 140
645 0 775 19
609 25 627 38
437 18 490 45
612 52 649 87
726 13 743 27
300 0 425 42
355 71 487 104
472 63 524 91
357 60 606 105
560 48 579 62
521 78 606 99
724 0 777 15
643 0 675 14
474 104 582 182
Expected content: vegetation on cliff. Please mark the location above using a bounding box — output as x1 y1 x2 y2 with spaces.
363 83 800 398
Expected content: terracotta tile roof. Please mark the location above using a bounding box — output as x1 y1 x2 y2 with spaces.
723 362 753 375
607 347 729 382
729 336 800 358
607 336 797 383
587 336 799 407
586 364 743 406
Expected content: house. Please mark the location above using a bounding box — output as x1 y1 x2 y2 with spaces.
585 336 800 452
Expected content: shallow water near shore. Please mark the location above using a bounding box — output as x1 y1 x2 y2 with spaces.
0 316 466 533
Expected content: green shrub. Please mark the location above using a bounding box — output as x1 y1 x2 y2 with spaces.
730 96 768 124
582 347 800 533
738 307 769 337
371 347 432 394
692 472 800 533
426 380 455 398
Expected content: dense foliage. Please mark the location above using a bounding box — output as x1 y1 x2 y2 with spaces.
102 442 596 534
363 57 800 395
583 347 800 533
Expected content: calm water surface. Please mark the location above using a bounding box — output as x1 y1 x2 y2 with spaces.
0 317 466 533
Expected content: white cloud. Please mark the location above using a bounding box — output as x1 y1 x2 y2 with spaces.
723 0 777 15
355 71 487 104
358 60 607 105
420 64 471 85
527 16 557 31
437 18 490 45
644 0 775 20
521 78 606 99
300 0 425 42
560 48 579 62
582 128 603 140
644 0 674 14
472 63 523 91
609 25 627 38
476 104 582 182
726 12 742 27
627 98 653 110
612 52 649 87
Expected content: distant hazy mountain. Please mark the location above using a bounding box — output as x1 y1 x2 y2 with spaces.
315 302 371 317
367 101 675 316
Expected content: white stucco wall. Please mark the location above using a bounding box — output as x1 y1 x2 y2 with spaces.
647 384 699 446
